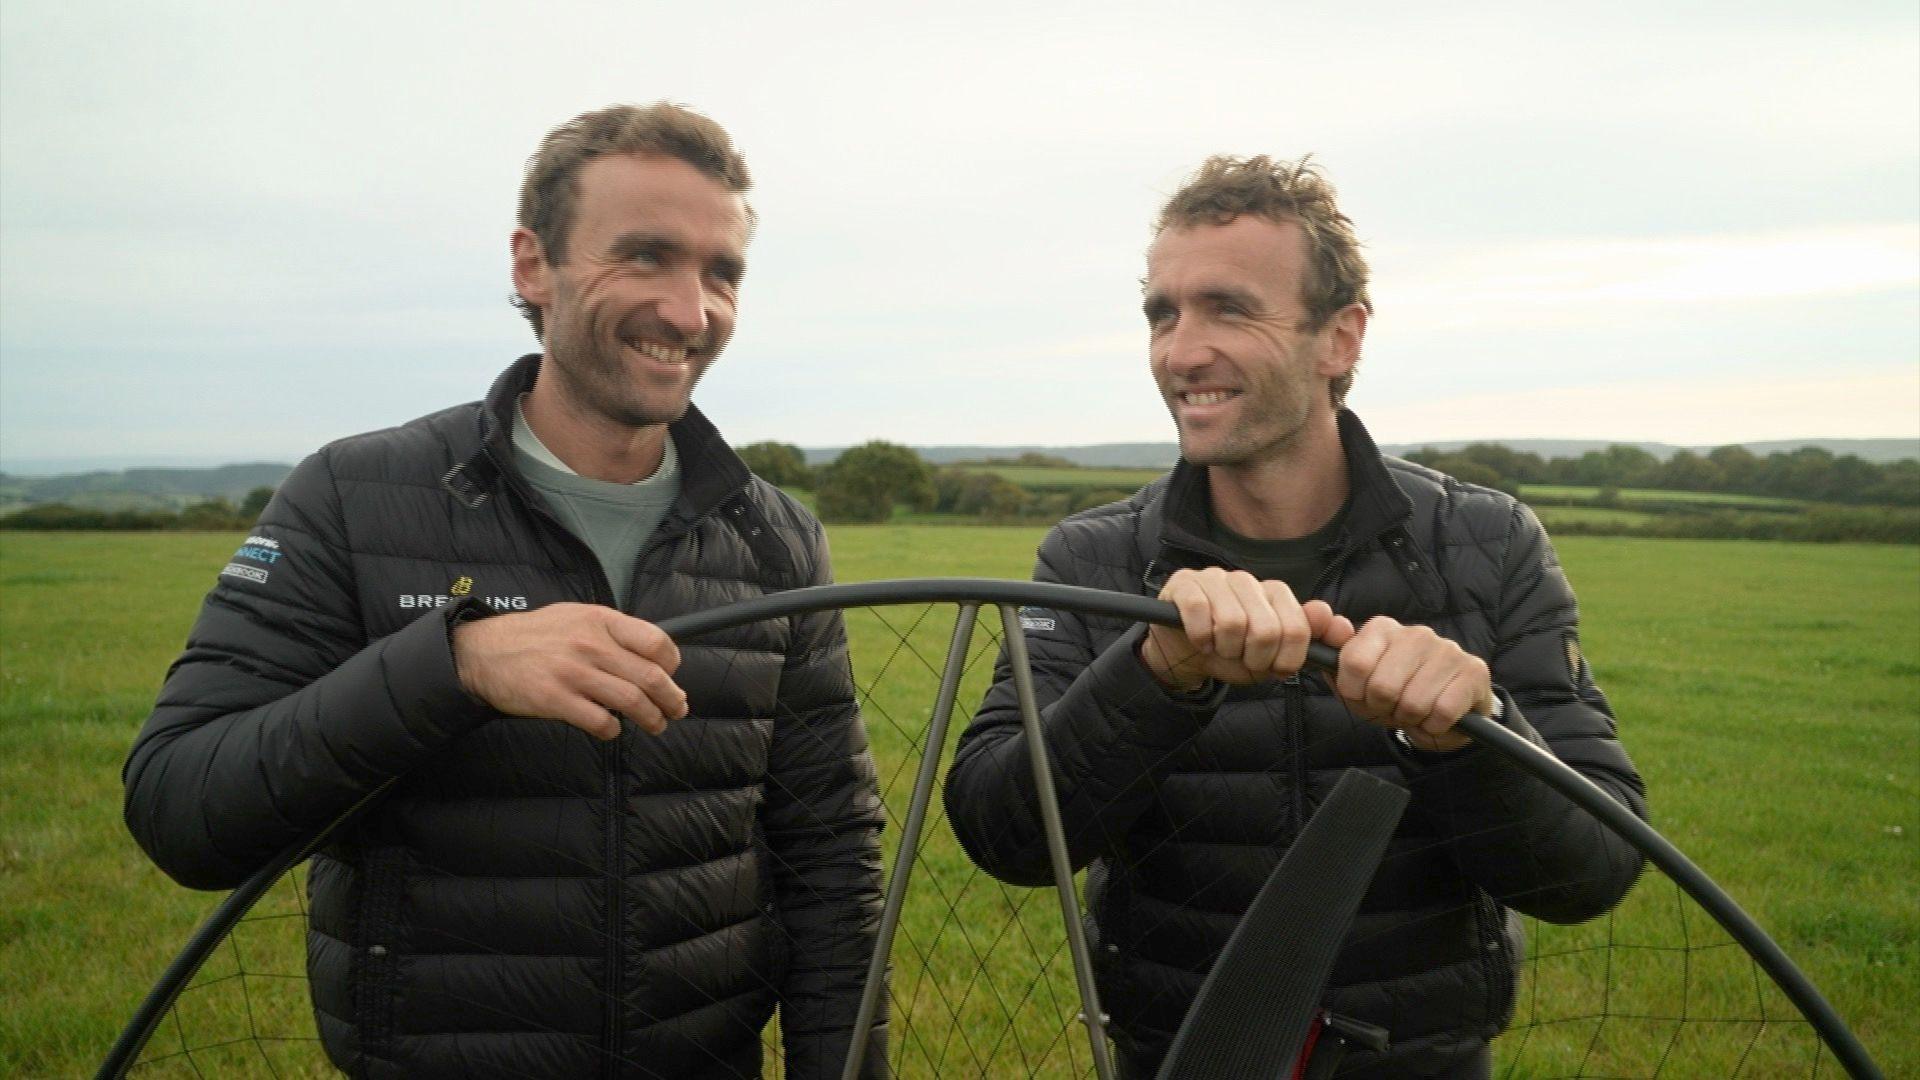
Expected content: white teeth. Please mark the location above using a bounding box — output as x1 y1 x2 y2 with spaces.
1183 390 1235 406
633 341 689 364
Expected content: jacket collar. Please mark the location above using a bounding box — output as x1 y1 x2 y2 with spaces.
443 354 753 527
1141 409 1441 609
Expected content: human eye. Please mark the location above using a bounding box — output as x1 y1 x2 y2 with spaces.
708 259 745 289
1143 299 1176 332
610 238 667 268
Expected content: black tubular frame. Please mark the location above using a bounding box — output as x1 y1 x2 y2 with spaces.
99 578 1883 1079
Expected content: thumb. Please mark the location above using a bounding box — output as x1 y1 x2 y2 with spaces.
1319 613 1357 647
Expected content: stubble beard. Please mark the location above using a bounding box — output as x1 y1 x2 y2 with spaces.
1167 368 1317 469
545 308 706 431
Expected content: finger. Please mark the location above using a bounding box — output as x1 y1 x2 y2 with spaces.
1317 610 1357 648
1300 599 1335 640
1223 572 1280 674
1165 573 1221 655
589 635 690 721
555 694 625 741
1421 658 1491 738
1261 580 1311 678
1333 617 1390 711
575 669 672 733
1365 626 1437 724
631 663 689 723
1391 651 1451 730
604 613 682 674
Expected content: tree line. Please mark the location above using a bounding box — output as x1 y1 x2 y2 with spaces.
1401 442 1919 506
6 440 1917 534
0 487 276 531
738 441 1133 525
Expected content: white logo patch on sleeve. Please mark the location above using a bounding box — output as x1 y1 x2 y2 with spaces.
1018 606 1057 632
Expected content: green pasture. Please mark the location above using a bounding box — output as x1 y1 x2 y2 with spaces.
1520 484 1806 510
966 465 1163 491
1528 505 1660 529
2 530 1915 1076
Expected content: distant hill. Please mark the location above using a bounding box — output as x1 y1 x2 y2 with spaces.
0 463 293 513
802 443 1182 467
806 438 1920 468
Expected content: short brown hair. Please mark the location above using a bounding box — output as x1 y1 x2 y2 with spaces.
512 103 753 338
1156 156 1371 406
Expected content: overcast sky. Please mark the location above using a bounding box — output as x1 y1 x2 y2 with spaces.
3 1 1916 470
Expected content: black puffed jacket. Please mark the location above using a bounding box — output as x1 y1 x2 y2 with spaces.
945 411 1646 1078
124 356 887 1079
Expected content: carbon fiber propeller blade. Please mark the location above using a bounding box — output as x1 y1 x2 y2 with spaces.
1157 767 1410 1080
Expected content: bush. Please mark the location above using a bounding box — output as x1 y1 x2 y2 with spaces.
0 503 173 530
1069 488 1135 515
814 481 894 523
176 498 246 531
0 498 254 531
737 442 812 489
935 470 1032 519
815 442 934 524
1544 506 1920 544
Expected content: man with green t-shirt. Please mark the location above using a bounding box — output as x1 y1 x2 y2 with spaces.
945 155 1646 1078
127 103 885 1079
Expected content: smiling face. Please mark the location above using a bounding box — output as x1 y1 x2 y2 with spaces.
512 152 750 430
1144 215 1357 469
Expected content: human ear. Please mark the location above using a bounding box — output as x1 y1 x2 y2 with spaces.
510 228 553 310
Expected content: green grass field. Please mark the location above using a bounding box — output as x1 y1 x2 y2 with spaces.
1519 485 1806 510
1528 505 1660 529
964 465 1164 491
2 529 1915 1076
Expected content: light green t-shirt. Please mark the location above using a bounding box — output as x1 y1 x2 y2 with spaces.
511 401 680 610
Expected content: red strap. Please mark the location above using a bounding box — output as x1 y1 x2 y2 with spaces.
1290 1013 1326 1080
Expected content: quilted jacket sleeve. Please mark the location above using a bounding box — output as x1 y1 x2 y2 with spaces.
945 525 1221 888
122 449 494 890
762 519 889 1079
1391 501 1648 924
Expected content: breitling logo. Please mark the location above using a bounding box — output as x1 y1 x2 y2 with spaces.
398 592 528 611
450 576 474 596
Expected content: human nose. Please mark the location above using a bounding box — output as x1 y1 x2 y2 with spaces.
1158 320 1213 381
655 271 711 340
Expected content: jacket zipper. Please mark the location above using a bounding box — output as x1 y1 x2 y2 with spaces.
1284 675 1307 842
592 512 711 1076
602 737 623 1077
472 423 749 1073
477 452 632 1075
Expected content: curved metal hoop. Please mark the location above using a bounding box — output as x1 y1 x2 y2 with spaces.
100 577 1883 1079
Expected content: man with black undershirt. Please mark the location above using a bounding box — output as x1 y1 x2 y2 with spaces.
944 155 1646 1078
